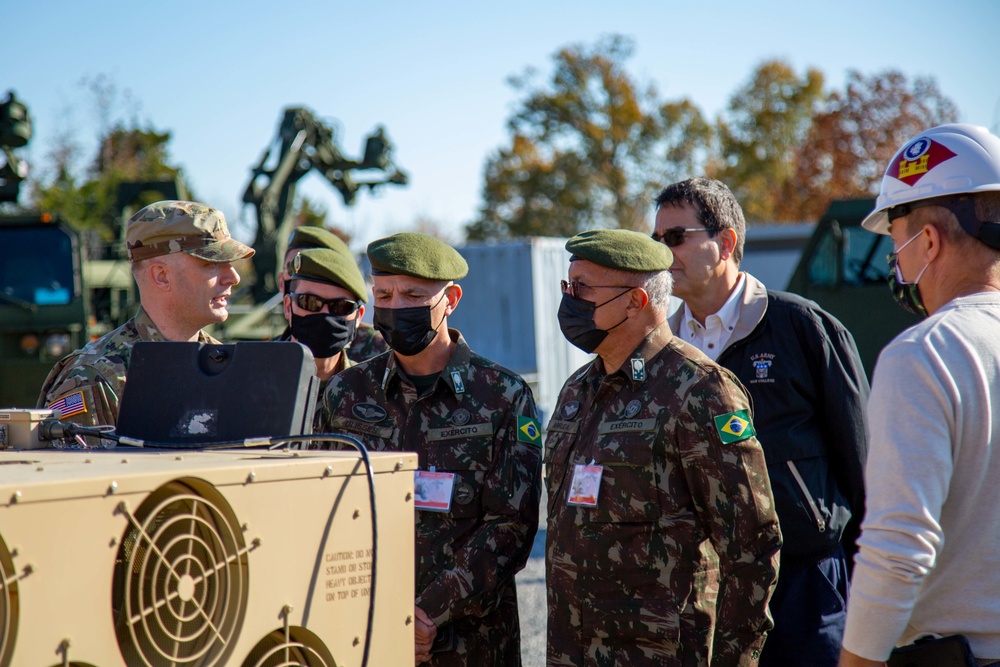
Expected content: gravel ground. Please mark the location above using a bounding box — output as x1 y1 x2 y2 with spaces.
516 490 548 667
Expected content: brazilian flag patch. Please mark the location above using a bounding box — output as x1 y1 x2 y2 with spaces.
713 410 756 444
517 416 542 446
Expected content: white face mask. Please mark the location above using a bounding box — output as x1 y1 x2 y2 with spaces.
887 228 931 317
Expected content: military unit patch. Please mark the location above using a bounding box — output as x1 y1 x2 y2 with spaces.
561 400 581 420
713 409 756 444
451 408 471 426
352 403 387 422
623 399 642 418
517 416 542 446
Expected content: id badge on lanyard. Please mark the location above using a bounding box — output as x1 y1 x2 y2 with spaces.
567 462 603 507
413 469 456 512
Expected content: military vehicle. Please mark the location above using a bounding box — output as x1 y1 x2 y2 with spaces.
1 93 408 403
0 92 188 408
1 95 417 667
786 198 921 376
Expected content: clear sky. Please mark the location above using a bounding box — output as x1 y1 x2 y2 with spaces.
6 0 999 249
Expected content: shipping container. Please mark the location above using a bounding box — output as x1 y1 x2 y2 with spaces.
450 237 591 425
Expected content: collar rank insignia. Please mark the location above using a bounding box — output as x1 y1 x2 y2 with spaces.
451 371 466 394
630 357 646 382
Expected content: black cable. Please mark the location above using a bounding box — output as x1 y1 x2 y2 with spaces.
41 422 380 667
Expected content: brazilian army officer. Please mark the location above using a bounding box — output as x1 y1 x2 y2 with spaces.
317 232 543 666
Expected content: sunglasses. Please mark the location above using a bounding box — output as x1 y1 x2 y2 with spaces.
560 280 634 299
651 227 714 247
289 292 360 316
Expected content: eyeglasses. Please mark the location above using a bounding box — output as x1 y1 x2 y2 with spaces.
560 280 635 299
290 292 360 316
651 227 714 247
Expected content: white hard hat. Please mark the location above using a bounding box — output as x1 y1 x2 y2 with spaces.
862 123 1000 236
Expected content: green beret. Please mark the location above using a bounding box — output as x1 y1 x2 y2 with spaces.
290 248 368 303
566 229 673 272
286 226 348 253
367 232 468 281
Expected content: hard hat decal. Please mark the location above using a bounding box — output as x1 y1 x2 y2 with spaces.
892 138 957 186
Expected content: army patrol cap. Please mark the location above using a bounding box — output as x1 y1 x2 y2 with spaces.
289 247 369 303
367 232 468 280
566 229 673 272
286 226 348 253
126 200 254 262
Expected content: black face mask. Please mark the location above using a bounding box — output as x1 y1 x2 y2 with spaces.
290 311 357 359
557 290 630 353
373 293 447 357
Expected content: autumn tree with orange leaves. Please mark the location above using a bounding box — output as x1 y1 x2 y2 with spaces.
471 38 961 238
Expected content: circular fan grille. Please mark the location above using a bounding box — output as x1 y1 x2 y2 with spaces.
241 627 337 667
113 478 249 667
0 533 18 667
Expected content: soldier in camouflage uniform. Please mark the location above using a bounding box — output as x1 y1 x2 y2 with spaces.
317 232 542 666
275 225 387 363
37 200 254 442
282 247 369 428
546 229 781 667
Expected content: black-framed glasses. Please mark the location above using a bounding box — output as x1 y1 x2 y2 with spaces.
290 292 360 316
560 280 635 299
651 227 715 247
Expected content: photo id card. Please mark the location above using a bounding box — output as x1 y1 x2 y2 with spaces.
414 470 456 512
567 463 603 507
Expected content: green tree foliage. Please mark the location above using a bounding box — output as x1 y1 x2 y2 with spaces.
708 60 825 222
33 125 183 243
29 77 188 251
467 35 710 241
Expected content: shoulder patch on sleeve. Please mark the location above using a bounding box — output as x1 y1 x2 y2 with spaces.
713 409 755 444
517 416 542 446
47 390 88 419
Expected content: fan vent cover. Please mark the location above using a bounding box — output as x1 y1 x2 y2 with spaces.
112 477 250 667
242 626 337 667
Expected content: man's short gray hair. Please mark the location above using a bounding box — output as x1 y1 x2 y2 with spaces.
638 270 673 311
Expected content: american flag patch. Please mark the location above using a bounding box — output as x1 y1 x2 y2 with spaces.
47 390 87 418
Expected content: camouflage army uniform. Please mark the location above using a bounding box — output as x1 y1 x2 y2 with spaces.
545 324 780 667
346 321 388 363
37 306 220 435
310 353 353 432
318 329 542 666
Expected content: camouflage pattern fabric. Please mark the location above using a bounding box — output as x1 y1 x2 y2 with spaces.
310 353 353 432
37 306 220 444
545 324 781 667
318 329 542 666
346 321 388 363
